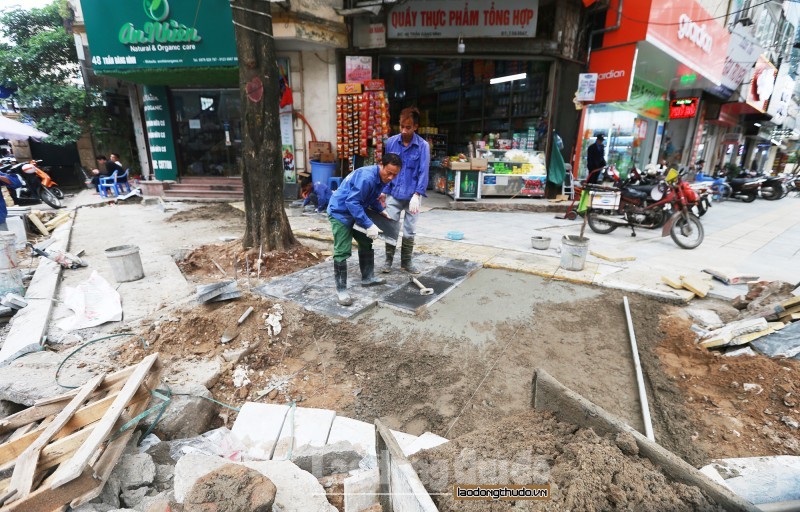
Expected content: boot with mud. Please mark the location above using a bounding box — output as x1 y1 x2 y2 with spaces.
400 237 421 274
333 260 353 306
381 243 396 273
359 249 385 286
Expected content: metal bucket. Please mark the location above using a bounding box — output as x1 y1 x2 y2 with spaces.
105 245 144 283
531 236 551 250
560 235 589 271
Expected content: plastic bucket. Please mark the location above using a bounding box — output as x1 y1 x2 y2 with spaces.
105 245 144 283
0 232 18 270
560 235 590 271
531 236 551 250
310 160 336 185
0 269 24 297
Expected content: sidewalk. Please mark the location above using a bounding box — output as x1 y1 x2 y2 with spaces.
289 194 800 302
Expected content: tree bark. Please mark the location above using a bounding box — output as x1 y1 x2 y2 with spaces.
232 0 297 250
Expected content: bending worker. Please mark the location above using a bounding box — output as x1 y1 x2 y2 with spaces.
381 106 430 274
327 153 402 306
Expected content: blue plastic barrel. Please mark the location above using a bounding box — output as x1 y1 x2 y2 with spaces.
310 160 336 185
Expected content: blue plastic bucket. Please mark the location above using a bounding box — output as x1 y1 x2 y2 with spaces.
310 160 336 185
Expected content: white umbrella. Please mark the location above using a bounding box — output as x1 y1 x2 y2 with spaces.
0 114 49 141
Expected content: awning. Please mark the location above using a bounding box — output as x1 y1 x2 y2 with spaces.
0 115 48 141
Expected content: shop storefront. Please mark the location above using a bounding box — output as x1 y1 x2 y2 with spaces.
579 0 734 178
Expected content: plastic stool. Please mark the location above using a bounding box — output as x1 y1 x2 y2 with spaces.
328 176 342 191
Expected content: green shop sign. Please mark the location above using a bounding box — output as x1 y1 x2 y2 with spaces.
614 78 668 122
142 86 178 180
82 0 237 71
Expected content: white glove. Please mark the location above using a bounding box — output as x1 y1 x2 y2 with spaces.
365 224 380 240
409 194 421 214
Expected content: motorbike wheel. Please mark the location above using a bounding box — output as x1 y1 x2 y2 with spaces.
741 191 757 203
38 185 63 209
587 212 618 234
670 213 704 250
760 185 782 201
51 186 64 200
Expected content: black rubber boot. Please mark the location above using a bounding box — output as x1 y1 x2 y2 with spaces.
400 237 421 274
381 243 396 273
333 260 353 306
359 249 385 286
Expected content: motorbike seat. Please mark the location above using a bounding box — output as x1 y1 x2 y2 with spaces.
628 184 655 193
621 188 648 200
730 178 756 185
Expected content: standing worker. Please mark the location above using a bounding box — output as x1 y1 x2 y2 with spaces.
380 106 430 274
0 169 21 230
327 153 402 306
586 134 606 184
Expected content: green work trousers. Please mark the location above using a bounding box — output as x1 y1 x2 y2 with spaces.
330 217 372 262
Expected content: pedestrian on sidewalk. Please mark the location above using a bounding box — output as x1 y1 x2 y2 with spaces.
380 106 430 274
327 153 402 306
586 134 606 184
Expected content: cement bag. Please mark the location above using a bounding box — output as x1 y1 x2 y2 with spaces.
58 270 122 331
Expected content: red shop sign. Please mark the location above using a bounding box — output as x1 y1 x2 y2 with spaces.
669 97 699 119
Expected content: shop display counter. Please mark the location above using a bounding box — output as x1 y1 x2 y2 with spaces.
480 149 546 197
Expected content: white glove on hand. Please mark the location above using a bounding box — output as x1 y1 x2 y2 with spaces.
409 194 421 214
366 224 380 240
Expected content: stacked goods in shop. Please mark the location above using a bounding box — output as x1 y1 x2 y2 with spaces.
336 84 362 161
336 81 389 166
363 80 390 163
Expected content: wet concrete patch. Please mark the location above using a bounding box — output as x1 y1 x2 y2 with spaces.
254 250 479 319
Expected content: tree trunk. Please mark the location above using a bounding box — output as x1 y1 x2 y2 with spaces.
232 0 297 250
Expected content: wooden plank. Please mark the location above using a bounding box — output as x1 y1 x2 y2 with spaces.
0 383 150 468
43 213 70 230
661 274 684 290
5 375 104 503
27 214 49 236
47 354 159 489
0 369 161 512
0 366 136 434
781 295 800 309
682 276 711 298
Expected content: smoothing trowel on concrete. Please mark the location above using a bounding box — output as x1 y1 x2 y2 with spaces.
352 209 401 246
221 306 254 344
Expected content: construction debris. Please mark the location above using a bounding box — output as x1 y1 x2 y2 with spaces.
703 268 760 285
196 281 241 304
0 293 27 310
0 354 162 511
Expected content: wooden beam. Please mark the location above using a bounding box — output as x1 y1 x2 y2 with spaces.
27 214 49 236
47 354 159 489
0 366 136 434
5 375 105 503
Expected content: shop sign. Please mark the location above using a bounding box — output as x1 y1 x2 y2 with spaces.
345 56 373 83
142 86 177 181
366 23 386 49
720 24 762 94
766 63 794 126
387 0 538 39
646 1 730 85
669 97 699 119
82 0 237 71
615 78 668 121
576 74 597 102
587 43 637 103
746 55 777 113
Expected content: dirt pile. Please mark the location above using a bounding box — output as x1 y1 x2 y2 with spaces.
656 316 800 459
412 410 724 511
167 203 245 223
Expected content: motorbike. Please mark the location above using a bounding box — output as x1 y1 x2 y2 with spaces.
585 168 704 249
756 173 789 200
694 172 732 202
0 158 64 209
720 167 764 202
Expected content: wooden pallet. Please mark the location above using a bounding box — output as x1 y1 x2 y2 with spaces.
0 354 162 511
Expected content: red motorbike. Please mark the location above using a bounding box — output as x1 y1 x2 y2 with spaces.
585 168 704 249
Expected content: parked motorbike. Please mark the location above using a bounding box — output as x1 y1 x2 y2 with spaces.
719 167 764 202
585 168 704 249
0 159 64 209
756 173 789 201
694 172 732 202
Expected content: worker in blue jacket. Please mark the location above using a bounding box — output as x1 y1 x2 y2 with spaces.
300 177 332 213
380 106 430 274
327 153 402 306
0 170 22 231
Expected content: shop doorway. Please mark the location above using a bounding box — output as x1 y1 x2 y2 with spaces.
171 89 242 177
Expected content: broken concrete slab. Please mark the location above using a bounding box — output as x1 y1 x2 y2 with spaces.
143 382 217 440
590 247 636 262
196 281 237 303
699 318 769 348
402 432 449 457
231 403 290 460
327 416 376 457
687 308 724 330
344 468 380 512
291 440 364 477
682 275 711 298
174 454 336 511
0 350 98 405
166 357 223 389
112 453 156 489
389 430 419 453
272 407 336 460
700 456 800 506
751 320 800 359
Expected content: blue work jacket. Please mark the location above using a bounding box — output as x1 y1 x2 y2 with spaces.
383 132 429 200
302 181 332 212
0 172 22 224
327 165 385 229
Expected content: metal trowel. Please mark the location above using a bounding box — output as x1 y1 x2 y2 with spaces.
220 306 255 344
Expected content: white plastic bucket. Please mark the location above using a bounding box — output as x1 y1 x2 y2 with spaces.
0 232 19 270
560 235 590 271
105 245 144 282
0 269 24 297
